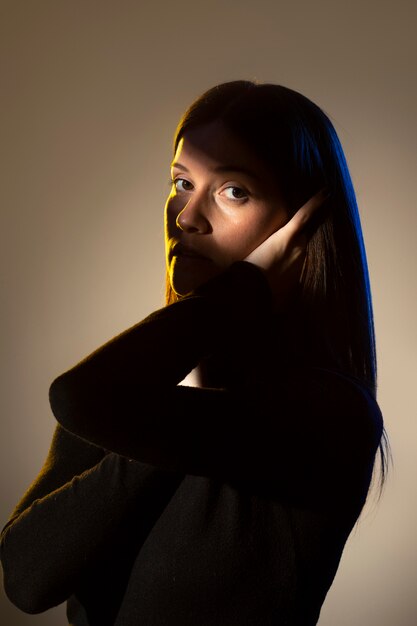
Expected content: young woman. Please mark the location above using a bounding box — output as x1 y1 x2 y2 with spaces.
1 80 387 625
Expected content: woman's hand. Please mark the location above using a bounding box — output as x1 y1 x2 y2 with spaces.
243 188 329 310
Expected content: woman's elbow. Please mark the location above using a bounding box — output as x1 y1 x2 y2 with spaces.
49 368 102 428
1 527 65 614
3 579 52 615
2 559 56 614
48 372 86 434
49 373 71 424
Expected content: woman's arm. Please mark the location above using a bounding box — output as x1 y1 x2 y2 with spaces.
49 261 383 499
0 424 182 613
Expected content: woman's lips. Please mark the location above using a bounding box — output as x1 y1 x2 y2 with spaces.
172 243 210 261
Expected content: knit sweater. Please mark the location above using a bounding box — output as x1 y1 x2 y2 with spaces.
0 261 383 625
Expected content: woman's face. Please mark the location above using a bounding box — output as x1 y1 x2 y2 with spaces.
164 120 289 296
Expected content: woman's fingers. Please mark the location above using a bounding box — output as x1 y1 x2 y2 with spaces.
243 187 330 305
243 188 329 269
283 188 330 239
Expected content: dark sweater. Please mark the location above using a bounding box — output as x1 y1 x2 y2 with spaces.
0 261 383 625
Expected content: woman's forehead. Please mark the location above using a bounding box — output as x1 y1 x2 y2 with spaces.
173 121 278 186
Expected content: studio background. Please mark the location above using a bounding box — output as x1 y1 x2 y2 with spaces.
1 1 415 624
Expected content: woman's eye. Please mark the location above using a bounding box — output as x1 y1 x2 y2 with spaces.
222 186 248 201
168 177 248 202
169 177 193 192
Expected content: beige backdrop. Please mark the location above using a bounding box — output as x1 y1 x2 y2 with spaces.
1 0 416 624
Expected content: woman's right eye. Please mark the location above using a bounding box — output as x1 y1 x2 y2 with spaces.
169 177 193 192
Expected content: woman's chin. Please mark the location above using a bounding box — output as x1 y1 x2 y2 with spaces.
170 262 222 296
171 276 205 297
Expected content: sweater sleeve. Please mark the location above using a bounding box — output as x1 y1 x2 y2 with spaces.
0 424 182 614
48 261 383 498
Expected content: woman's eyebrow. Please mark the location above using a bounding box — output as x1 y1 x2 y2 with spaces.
170 161 260 182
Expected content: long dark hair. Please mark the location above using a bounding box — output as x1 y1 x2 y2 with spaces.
165 80 389 488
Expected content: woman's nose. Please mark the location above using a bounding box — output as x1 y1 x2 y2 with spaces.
175 199 211 234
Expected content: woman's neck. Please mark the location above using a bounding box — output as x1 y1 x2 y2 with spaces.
177 356 232 389
178 365 205 388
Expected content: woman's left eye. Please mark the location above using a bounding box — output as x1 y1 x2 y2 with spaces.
221 186 248 201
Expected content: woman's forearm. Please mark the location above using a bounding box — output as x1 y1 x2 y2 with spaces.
1 452 180 614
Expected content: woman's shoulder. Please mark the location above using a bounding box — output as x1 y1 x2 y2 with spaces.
257 361 383 448
308 366 381 410
244 364 384 506
302 365 384 447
